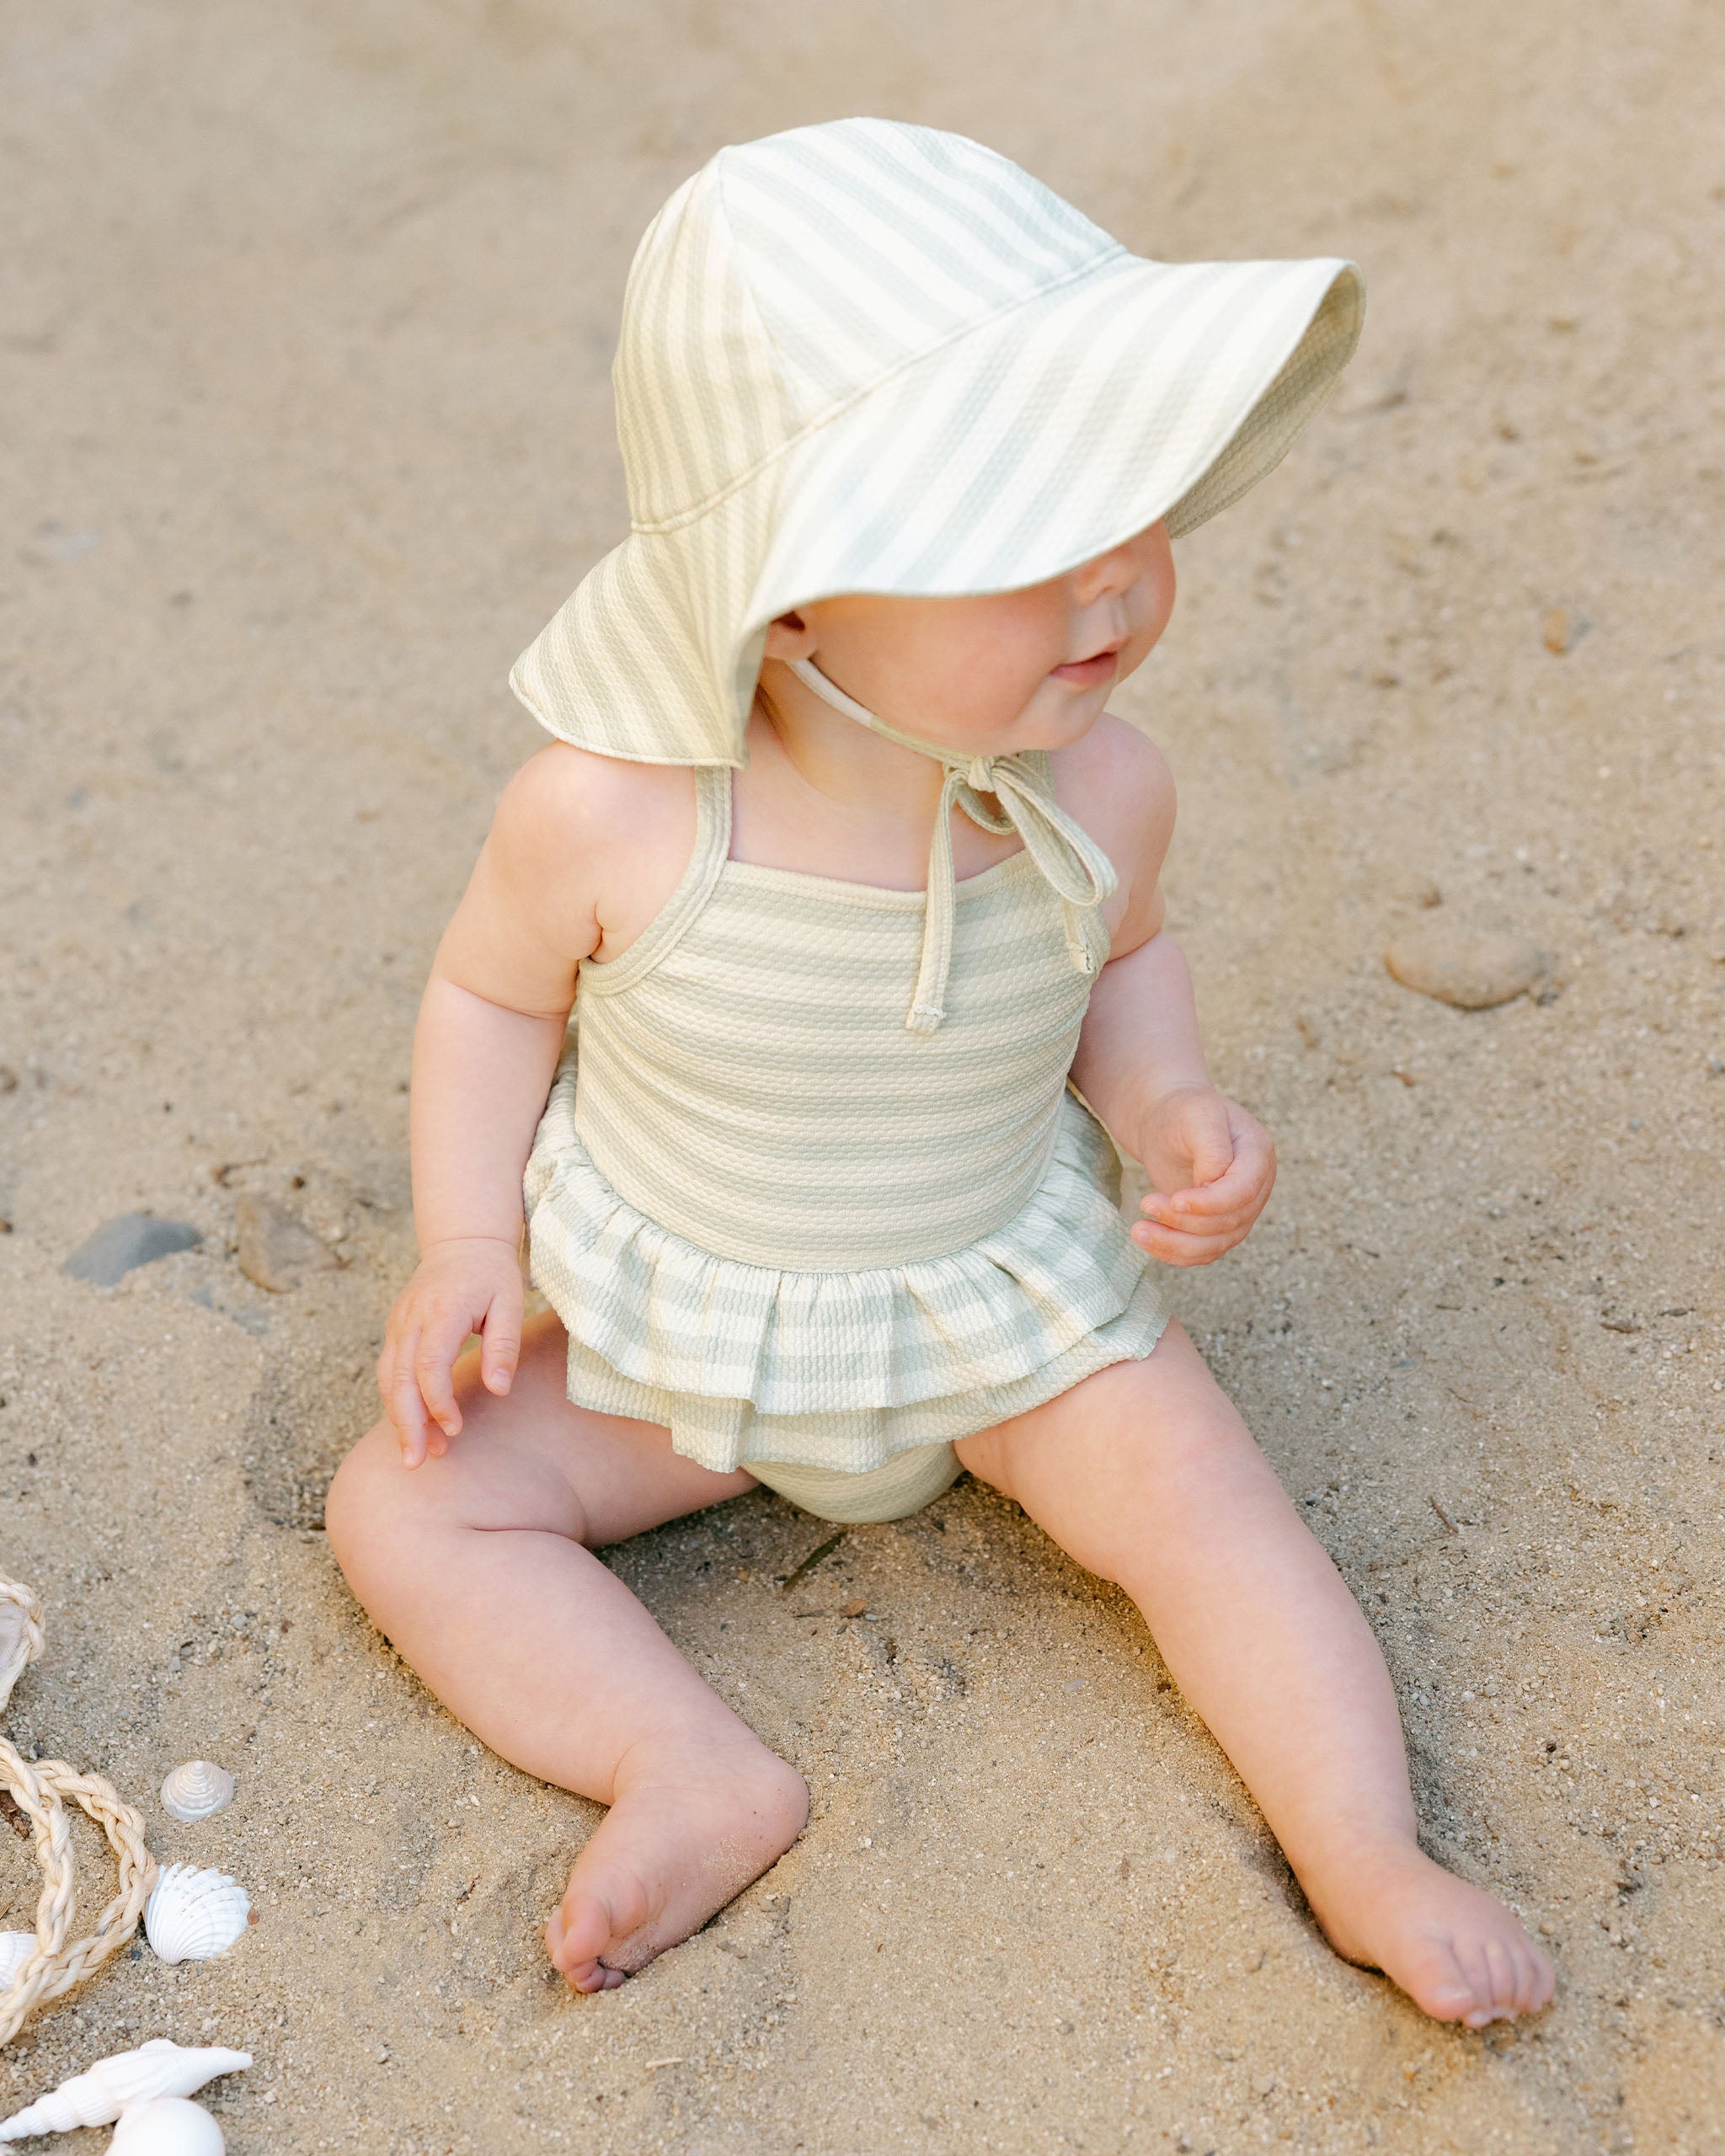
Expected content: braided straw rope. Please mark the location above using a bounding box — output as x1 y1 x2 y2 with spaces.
0 1576 157 2046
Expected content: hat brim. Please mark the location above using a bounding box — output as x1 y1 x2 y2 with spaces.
511 251 1362 766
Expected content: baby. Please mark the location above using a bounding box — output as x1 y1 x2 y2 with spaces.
327 119 1553 2026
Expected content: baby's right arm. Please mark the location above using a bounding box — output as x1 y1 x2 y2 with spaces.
378 745 690 1466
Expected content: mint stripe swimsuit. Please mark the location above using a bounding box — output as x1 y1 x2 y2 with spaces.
524 695 1168 1523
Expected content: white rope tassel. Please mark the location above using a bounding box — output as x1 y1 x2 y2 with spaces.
788 659 1117 1031
0 1575 157 2047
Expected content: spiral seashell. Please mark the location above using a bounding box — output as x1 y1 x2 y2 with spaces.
159 1759 236 1823
0 2040 251 2137
144 1865 251 1966
109 2096 227 2155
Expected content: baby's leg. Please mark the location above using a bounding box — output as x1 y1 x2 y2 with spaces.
954 1322 1553 2028
325 1313 808 1992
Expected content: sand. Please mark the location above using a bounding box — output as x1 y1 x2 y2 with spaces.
3 0 1723 2148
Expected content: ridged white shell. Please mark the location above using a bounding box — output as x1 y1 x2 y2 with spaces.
109 2097 226 2156
144 1865 251 1965
160 1759 236 1823
0 1932 36 1990
0 2041 251 2137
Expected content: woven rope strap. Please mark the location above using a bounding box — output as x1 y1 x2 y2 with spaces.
0 1577 157 2047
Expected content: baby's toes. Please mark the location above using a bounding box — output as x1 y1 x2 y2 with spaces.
1477 1935 1523 2020
1402 1935 1491 2025
547 1892 622 1993
1487 1924 1555 2020
1459 1958 1508 2025
1509 1939 1545 2015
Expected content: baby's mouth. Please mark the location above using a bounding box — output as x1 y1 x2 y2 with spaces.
1049 643 1122 687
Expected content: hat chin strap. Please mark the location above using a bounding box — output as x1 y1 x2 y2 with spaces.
788 657 1117 1033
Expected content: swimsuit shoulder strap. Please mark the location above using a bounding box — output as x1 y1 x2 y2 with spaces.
577 763 733 998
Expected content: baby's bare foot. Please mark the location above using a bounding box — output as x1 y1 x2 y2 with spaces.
545 1734 808 1993
1306 1843 1555 2028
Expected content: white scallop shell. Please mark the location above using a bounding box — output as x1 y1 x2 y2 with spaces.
109 2097 227 2156
144 1865 251 1965
0 2040 250 2137
160 1759 236 1823
0 1931 36 1991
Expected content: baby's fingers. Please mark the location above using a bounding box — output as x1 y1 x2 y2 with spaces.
1156 1151 1270 1225
414 1314 473 1441
480 1279 523 1396
1139 1209 1258 1264
1156 1129 1273 1223
383 1326 435 1467
1140 1187 1252 1231
1131 1220 1242 1267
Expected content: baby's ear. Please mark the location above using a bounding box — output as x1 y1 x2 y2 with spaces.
761 610 815 662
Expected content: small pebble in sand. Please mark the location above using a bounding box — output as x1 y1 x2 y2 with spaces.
234 1193 338 1292
1386 925 1546 1010
839 1598 868 1619
63 1213 200 1286
1542 604 1589 654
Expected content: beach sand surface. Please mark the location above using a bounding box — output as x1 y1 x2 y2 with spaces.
3 1 1723 2148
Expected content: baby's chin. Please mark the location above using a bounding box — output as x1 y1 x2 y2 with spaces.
1008 675 1118 752
906 672 1114 761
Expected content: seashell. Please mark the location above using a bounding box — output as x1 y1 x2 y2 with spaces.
0 1602 35 1712
109 2097 227 2156
144 1865 251 1965
0 2039 250 2137
160 1759 236 1823
0 1932 37 1991
0 1601 27 1674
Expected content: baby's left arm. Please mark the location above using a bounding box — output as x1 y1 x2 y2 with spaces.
1065 722 1275 1267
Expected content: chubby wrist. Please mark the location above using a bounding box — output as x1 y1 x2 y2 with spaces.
416 1227 523 1262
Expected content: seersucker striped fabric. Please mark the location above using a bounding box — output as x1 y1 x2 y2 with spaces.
522 764 1169 1481
510 118 1363 769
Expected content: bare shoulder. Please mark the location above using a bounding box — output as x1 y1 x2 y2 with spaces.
485 742 700 965
492 742 695 871
1052 712 1176 881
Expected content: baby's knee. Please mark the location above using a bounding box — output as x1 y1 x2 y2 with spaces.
324 1421 411 1581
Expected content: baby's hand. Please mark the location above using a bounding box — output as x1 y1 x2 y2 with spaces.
377 1235 524 1467
1128 1086 1275 1267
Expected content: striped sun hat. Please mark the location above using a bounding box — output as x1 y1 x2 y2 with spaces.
511 118 1364 766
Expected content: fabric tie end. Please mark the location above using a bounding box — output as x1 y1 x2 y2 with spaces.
905 1004 946 1034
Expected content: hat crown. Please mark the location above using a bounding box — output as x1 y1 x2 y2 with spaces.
613 119 1119 529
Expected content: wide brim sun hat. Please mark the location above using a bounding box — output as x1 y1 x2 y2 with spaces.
511 118 1364 768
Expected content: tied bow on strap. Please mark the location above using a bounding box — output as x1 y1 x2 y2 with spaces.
788 659 1117 1033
